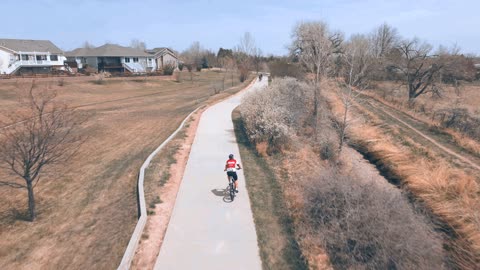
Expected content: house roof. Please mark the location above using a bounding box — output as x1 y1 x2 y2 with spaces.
66 44 151 57
0 38 63 54
147 47 177 57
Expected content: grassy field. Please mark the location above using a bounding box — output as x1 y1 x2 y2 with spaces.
0 70 247 269
232 109 308 270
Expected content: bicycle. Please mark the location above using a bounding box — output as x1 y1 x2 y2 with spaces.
228 175 236 201
226 168 241 202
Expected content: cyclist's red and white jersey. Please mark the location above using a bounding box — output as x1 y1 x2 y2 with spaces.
226 159 237 172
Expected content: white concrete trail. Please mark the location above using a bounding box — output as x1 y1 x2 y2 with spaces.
154 78 268 270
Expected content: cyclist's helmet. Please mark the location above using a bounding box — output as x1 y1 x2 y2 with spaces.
229 154 234 159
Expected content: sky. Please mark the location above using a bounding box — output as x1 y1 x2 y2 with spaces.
1 0 479 56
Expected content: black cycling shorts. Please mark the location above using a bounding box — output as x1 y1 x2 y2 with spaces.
227 171 238 181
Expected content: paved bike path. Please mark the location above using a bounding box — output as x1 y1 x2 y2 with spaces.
154 78 267 270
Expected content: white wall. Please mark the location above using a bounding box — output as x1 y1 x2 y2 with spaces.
122 56 157 72
48 54 67 66
0 49 11 74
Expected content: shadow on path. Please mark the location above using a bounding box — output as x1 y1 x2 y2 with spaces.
211 188 233 203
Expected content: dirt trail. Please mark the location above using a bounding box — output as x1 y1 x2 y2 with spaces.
355 92 480 172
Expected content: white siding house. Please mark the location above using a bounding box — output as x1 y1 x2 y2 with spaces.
146 47 178 70
66 44 156 73
0 39 67 75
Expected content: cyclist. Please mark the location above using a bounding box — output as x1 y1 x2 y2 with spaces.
224 154 242 193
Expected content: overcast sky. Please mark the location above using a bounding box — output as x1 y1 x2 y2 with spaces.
1 0 478 55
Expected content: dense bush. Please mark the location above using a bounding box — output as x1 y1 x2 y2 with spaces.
162 64 175 75
241 77 313 153
303 169 445 269
238 66 249 82
436 108 480 141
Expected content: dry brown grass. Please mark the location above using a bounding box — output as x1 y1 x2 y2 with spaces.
324 82 480 268
239 78 446 269
0 71 248 270
364 81 480 156
232 109 308 270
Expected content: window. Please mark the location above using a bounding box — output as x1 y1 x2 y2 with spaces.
36 55 47 61
133 57 139 63
125 57 130 63
21 55 29 61
50 55 58 61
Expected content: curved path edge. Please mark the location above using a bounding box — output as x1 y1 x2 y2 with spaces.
117 107 200 270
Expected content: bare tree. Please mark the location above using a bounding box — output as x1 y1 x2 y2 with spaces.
370 23 399 58
436 44 476 84
343 34 375 88
290 21 343 123
82 41 95 49
181 41 204 71
252 47 263 74
291 21 343 85
235 32 258 82
225 57 238 87
0 83 85 221
393 38 443 102
236 32 256 57
334 43 366 153
130 39 147 50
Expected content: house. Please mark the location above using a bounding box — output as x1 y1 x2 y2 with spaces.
146 47 178 70
66 44 156 73
0 38 67 75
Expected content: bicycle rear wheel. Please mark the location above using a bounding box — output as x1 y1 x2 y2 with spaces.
229 178 235 201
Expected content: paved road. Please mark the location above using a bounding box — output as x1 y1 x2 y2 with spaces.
154 77 267 270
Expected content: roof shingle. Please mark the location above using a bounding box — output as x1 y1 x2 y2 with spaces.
0 38 63 54
66 44 151 57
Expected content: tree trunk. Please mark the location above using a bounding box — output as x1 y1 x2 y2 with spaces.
27 180 36 221
313 72 321 128
408 83 416 104
338 101 348 153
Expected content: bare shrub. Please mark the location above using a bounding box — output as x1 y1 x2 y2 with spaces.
212 83 222 95
238 66 249 82
303 168 445 269
313 129 338 161
241 77 313 153
439 108 480 140
163 64 175 75
173 71 182 83
92 73 105 85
